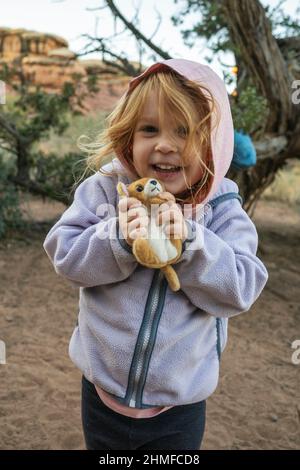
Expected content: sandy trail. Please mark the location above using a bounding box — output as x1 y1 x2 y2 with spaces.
0 197 299 449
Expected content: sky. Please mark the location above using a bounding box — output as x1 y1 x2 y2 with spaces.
0 0 298 83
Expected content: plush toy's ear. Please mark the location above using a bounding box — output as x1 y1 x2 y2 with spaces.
117 182 129 197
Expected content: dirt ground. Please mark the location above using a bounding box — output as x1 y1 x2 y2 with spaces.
0 196 299 450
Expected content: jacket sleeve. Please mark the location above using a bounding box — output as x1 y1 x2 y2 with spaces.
175 197 268 318
43 174 138 288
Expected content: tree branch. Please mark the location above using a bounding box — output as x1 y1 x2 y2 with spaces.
0 143 17 156
254 135 288 159
0 113 21 141
78 35 139 75
105 0 171 60
11 176 69 205
222 0 294 133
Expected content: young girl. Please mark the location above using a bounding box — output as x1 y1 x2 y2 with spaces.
43 59 268 450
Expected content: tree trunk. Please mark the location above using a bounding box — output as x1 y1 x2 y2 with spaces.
223 0 294 132
4 0 298 214
222 0 299 212
16 140 30 183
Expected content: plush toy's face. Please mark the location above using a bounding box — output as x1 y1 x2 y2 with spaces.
119 177 164 204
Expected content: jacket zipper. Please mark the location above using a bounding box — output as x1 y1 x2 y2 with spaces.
127 270 163 407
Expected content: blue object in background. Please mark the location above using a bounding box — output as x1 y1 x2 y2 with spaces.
231 130 257 170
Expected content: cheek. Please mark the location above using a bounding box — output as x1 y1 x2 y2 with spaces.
188 165 204 185
133 141 149 165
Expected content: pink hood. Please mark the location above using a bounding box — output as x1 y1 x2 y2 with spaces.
128 59 234 205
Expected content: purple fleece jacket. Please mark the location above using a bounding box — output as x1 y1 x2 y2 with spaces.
43 59 268 408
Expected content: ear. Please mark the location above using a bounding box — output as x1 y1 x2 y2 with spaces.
117 182 129 197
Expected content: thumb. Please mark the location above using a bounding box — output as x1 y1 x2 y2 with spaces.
159 192 176 202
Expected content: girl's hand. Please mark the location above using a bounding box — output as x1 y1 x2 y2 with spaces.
158 192 176 203
156 195 188 241
118 197 149 246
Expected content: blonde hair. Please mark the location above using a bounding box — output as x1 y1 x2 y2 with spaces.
77 64 219 206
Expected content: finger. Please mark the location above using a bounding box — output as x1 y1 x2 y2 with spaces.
128 218 142 233
127 197 143 209
139 215 149 227
127 207 148 222
118 197 142 213
129 227 148 240
118 198 133 213
159 192 176 202
118 198 127 213
154 203 175 222
157 201 180 215
118 209 129 227
158 200 175 211
128 216 149 233
164 222 187 239
157 208 180 226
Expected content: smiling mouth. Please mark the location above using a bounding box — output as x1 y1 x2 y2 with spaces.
151 164 182 173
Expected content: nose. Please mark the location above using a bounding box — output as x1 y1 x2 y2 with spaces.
154 133 177 153
150 180 157 185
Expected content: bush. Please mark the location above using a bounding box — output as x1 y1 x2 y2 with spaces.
231 85 269 136
0 150 92 238
30 151 92 204
262 161 300 205
0 154 24 238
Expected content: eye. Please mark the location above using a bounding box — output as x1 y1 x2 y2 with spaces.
177 126 188 137
136 185 144 192
141 126 157 133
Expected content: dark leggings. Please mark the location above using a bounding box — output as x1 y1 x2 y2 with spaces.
81 375 206 450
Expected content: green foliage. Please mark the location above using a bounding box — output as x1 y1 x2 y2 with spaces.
265 0 300 38
171 0 235 60
0 149 93 238
231 85 269 136
30 151 92 204
0 154 24 238
0 61 99 238
0 61 99 159
171 0 291 136
0 63 78 154
34 109 107 156
172 0 300 60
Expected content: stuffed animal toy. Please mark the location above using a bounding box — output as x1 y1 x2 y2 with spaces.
117 177 183 292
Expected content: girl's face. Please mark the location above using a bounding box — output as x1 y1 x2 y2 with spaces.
132 90 204 196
